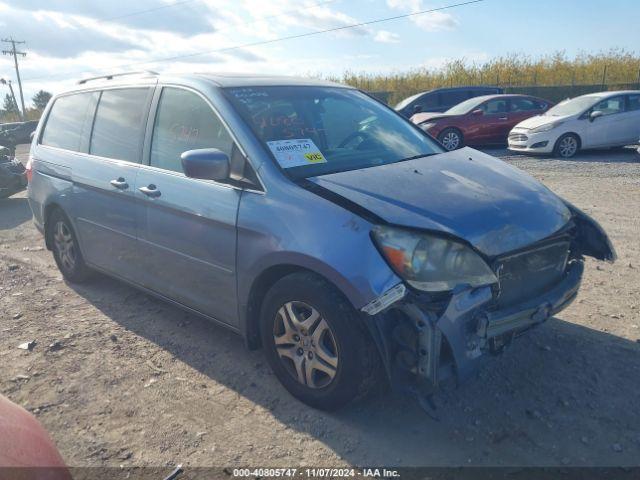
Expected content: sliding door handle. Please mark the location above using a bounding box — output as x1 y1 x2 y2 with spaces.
139 184 161 198
110 177 129 189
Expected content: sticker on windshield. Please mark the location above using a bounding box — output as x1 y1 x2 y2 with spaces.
266 138 327 169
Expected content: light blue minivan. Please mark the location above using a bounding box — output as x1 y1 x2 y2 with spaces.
27 72 615 409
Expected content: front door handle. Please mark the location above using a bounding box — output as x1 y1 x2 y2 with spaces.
110 177 129 189
139 184 161 198
498 116 508 120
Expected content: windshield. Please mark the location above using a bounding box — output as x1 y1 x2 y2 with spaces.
225 86 442 179
545 96 598 116
445 96 485 115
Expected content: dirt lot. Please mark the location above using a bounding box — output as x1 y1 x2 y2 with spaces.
1 145 639 469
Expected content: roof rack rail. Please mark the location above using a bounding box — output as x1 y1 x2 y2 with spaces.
77 70 159 85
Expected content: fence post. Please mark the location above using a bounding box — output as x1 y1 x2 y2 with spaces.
637 66 640 88
601 64 607 88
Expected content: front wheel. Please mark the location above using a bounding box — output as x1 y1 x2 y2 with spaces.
260 272 380 410
437 128 463 151
554 133 580 158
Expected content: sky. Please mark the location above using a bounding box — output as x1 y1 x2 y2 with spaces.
0 0 638 106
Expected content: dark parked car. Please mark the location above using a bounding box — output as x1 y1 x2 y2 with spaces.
0 145 27 198
412 94 552 150
395 86 503 117
0 120 39 144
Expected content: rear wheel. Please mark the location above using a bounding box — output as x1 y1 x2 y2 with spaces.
554 133 580 158
47 209 93 283
259 272 380 410
438 128 463 151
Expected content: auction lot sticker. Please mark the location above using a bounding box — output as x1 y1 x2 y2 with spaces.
266 138 327 169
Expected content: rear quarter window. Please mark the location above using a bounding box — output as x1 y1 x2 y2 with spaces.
40 92 99 152
90 88 152 162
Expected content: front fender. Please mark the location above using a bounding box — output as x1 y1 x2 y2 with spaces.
564 200 616 262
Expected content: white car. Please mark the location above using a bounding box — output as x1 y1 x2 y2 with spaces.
508 90 640 158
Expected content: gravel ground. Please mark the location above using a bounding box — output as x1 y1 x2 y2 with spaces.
1 144 639 468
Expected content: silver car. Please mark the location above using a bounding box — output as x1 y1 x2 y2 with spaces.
27 72 615 409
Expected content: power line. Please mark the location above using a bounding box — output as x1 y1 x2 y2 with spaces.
97 0 197 24
135 0 487 66
21 0 338 83
22 0 486 83
2 37 27 118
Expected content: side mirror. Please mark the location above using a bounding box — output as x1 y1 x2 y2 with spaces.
471 109 484 116
589 110 603 122
181 148 230 181
413 104 423 114
30 131 36 141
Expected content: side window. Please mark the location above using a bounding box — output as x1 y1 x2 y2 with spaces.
90 88 151 162
509 98 538 112
414 93 439 111
439 91 468 107
40 92 99 152
591 96 624 116
626 94 640 112
150 87 234 173
481 99 507 114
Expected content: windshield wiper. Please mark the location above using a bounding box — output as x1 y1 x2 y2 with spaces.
400 153 438 162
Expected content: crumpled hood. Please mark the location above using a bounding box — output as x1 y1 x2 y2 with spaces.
309 147 572 257
410 112 457 124
514 113 572 130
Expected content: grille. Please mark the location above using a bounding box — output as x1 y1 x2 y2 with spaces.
493 241 570 308
508 133 528 142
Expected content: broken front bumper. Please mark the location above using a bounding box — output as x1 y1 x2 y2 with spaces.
364 259 583 394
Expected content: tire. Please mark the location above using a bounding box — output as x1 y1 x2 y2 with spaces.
554 133 580 158
47 209 93 283
437 128 464 151
259 272 380 410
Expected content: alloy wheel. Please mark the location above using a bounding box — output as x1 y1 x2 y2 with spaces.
53 221 76 272
441 131 460 151
558 136 578 158
273 301 339 389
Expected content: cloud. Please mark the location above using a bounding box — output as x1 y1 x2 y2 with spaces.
0 0 407 101
374 30 400 43
386 0 459 31
0 3 137 57
7 0 220 35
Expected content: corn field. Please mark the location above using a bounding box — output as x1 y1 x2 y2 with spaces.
330 49 640 105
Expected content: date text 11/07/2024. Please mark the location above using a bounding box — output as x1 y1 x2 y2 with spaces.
232 468 400 478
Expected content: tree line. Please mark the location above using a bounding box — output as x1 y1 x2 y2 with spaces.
1 90 52 123
331 49 640 105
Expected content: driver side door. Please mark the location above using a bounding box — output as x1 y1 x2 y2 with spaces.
582 95 626 148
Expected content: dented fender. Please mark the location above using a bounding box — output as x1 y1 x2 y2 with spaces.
564 201 616 262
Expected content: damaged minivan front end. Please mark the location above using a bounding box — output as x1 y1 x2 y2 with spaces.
309 147 616 398
360 206 614 397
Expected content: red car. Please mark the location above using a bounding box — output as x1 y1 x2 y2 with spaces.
411 94 552 151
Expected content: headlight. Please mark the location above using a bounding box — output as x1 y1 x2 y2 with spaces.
372 226 497 292
420 122 436 130
530 121 563 134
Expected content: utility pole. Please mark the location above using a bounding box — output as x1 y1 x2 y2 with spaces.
2 38 26 120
